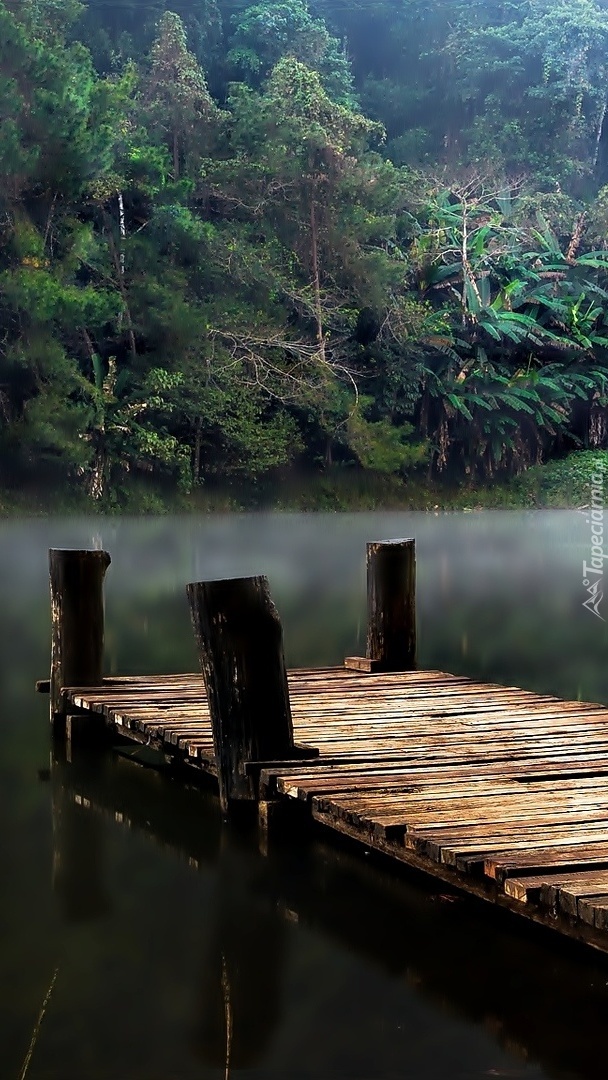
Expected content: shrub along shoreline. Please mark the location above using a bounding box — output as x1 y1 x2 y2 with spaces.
1 451 605 517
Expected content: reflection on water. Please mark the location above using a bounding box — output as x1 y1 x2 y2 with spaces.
2 511 608 1079
51 746 111 924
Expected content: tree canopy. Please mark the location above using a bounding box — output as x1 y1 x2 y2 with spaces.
2 0 608 503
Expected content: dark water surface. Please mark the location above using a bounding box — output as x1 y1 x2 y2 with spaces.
2 511 608 1080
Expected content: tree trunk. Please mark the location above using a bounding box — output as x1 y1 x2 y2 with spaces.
589 393 608 449
594 99 607 171
82 329 106 499
88 449 106 500
193 416 202 483
461 196 482 319
105 217 137 359
173 128 180 180
309 183 326 364
117 192 126 277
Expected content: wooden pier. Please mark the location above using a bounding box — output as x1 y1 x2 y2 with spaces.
42 543 608 956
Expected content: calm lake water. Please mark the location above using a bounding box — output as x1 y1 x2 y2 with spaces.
3 511 608 1080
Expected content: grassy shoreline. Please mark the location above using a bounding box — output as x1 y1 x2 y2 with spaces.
1 451 607 517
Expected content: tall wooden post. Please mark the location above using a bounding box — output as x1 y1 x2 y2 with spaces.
187 576 295 816
345 539 416 672
367 539 416 671
49 548 111 726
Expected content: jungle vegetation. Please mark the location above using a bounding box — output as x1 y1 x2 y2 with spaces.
3 0 608 505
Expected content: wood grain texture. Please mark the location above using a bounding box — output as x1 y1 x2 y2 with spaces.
187 576 295 814
60 664 608 951
366 539 416 671
49 548 110 724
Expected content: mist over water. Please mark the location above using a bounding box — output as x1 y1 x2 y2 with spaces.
2 511 608 1080
0 508 604 694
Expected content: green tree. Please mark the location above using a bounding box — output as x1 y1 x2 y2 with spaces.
228 0 355 105
411 181 608 474
200 57 429 469
0 0 123 487
141 11 221 179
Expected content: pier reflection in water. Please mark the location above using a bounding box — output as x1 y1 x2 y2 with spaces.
47 739 608 1080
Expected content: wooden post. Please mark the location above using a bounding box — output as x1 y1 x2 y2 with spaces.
345 539 416 673
367 539 416 670
187 576 296 816
49 548 111 727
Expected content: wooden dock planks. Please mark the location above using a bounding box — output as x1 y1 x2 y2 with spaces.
63 666 608 952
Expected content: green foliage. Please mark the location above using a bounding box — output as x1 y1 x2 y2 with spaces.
3 0 608 507
0 2 115 201
346 397 429 474
228 0 356 105
515 450 608 506
140 11 223 178
0 335 94 475
410 182 608 474
316 0 608 189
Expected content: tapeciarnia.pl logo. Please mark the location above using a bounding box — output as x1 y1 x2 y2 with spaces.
582 468 607 620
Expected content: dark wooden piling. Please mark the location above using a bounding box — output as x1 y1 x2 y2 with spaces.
346 538 416 673
187 576 296 815
49 548 111 728
367 539 416 671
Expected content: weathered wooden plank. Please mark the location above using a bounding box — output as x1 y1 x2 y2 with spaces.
317 774 608 809
485 846 608 884
578 897 608 928
344 657 390 673
270 759 608 802
412 820 608 864
50 658 608 951
556 882 608 918
448 829 608 874
503 873 594 903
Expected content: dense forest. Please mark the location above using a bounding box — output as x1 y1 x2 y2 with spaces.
4 0 608 504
